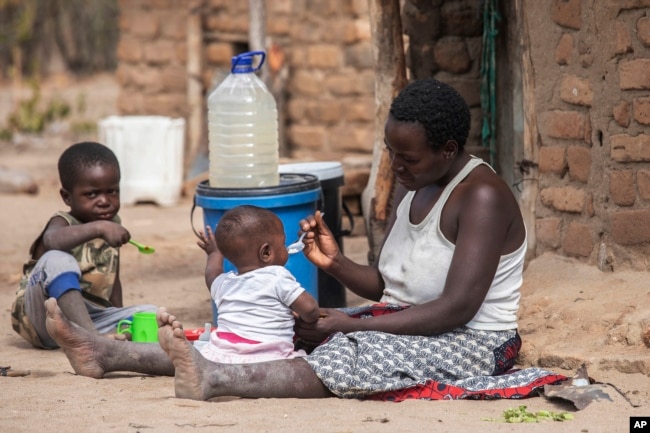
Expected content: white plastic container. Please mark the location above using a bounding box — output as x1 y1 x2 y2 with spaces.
207 51 279 188
98 115 185 207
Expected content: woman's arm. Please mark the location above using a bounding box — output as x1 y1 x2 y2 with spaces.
301 212 385 301
298 180 519 341
301 185 408 302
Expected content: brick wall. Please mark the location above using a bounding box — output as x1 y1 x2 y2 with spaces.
115 0 650 270
528 0 650 270
116 0 189 118
115 0 487 236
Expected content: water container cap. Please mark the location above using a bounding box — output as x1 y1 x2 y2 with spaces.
231 51 266 74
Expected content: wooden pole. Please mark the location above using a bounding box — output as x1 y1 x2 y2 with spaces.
186 1 205 178
248 0 268 83
515 0 538 262
12 46 22 108
362 0 407 264
267 42 289 157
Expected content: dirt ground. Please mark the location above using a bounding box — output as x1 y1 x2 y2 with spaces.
0 77 648 433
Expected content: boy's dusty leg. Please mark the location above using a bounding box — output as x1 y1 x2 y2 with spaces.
45 298 174 378
56 290 97 332
157 308 333 401
44 297 107 378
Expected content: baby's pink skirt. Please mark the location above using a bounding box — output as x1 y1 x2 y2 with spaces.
199 332 306 364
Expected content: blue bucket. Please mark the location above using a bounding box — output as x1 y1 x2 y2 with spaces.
193 173 321 325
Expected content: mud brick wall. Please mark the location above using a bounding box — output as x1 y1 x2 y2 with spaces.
115 0 488 238
527 0 650 270
115 0 189 118
115 0 650 269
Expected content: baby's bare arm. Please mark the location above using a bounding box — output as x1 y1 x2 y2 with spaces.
290 292 320 324
198 226 224 288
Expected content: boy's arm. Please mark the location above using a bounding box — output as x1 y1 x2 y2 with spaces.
289 292 320 324
42 216 129 252
109 263 123 307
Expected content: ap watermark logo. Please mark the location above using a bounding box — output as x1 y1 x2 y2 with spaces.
631 417 650 432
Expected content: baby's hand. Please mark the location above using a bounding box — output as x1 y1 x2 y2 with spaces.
197 225 219 255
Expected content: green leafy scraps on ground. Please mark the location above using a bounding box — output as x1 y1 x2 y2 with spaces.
482 405 574 423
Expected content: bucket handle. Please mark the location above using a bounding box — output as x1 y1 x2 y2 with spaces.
190 196 203 239
191 193 355 240
317 188 354 238
336 200 355 238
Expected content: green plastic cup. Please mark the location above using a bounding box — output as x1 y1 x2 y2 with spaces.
116 312 158 342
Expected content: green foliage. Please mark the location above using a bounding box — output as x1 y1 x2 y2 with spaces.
7 80 71 134
0 0 119 76
482 405 574 423
0 127 12 141
76 92 87 115
14 0 36 43
0 0 36 43
70 120 97 135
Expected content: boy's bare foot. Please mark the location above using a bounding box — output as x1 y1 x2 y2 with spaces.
44 298 107 379
157 307 210 400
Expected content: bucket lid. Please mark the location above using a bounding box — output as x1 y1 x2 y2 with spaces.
279 161 343 181
196 173 320 197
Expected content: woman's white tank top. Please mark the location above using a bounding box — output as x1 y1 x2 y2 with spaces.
378 156 526 330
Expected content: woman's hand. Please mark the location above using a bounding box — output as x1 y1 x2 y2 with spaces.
299 211 340 271
294 308 354 344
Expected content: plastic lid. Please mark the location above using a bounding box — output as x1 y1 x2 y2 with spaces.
196 173 320 197
279 161 344 181
231 51 266 74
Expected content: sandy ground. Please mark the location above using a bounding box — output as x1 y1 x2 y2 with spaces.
0 77 648 432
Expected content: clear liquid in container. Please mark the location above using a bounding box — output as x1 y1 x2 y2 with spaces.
207 51 279 188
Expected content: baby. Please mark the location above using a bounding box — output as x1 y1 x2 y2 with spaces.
197 204 320 363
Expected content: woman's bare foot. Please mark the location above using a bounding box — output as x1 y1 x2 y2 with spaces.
157 307 211 400
44 298 107 379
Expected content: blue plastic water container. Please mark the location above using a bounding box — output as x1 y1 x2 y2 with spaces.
194 173 321 325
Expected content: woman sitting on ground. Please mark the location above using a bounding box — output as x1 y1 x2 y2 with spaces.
44 78 561 401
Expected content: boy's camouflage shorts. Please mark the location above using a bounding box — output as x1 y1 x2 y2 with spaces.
11 286 47 349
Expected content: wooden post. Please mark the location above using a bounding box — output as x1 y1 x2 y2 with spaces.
248 0 268 83
362 0 407 264
12 46 22 108
186 1 205 178
267 42 289 157
515 0 538 262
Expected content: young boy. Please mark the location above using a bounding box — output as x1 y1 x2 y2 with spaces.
196 205 320 363
11 141 157 349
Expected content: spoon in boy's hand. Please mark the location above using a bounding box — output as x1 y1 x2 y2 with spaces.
129 239 155 254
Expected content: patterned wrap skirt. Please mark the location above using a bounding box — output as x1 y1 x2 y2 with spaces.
304 305 565 401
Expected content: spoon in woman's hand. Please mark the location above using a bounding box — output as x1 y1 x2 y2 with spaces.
286 213 324 255
129 239 155 254
286 232 307 255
